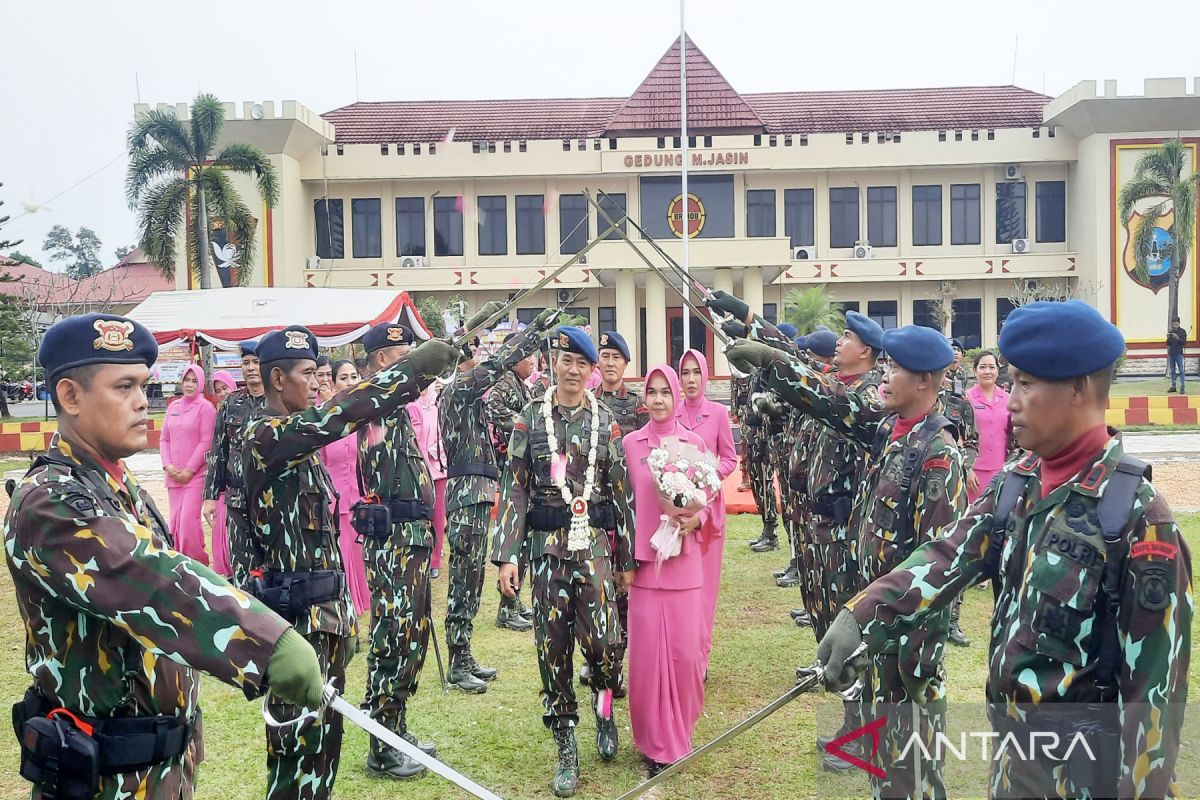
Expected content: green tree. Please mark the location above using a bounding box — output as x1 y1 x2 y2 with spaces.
113 245 136 262
782 285 846 334
417 296 446 338
0 182 21 252
1118 138 1200 326
126 94 279 288
43 225 104 279
5 250 41 267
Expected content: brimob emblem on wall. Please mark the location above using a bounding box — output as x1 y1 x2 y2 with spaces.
1121 209 1180 293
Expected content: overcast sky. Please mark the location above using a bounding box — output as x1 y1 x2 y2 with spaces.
2 0 1196 269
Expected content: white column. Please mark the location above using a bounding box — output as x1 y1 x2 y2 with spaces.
743 266 764 318
615 269 638 376
712 268 733 375
645 270 668 369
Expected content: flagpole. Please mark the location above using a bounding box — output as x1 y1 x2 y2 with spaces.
680 5 690 354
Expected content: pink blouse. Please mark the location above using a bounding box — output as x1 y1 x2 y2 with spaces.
675 350 737 533
408 383 446 481
967 383 1012 472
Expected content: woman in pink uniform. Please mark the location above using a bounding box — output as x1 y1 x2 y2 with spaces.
207 370 238 577
408 378 447 577
624 365 714 776
321 360 370 615
160 363 217 565
675 349 737 661
965 350 1015 502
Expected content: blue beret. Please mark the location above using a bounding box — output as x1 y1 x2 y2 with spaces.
363 322 414 353
776 323 798 338
845 311 884 351
999 300 1124 380
806 329 838 358
554 326 598 363
598 331 631 361
40 313 159 381
257 325 318 365
794 335 808 351
238 339 259 357
881 325 954 372
949 337 965 351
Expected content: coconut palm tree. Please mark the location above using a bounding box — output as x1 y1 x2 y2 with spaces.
1118 138 1199 327
783 285 846 334
126 94 278 288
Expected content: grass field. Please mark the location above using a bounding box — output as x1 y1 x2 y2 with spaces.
0 514 1194 799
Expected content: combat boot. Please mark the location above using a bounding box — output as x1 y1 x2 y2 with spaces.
448 645 488 694
516 590 534 621
776 564 800 588
948 595 971 647
398 703 437 756
749 524 778 552
496 594 533 632
593 688 618 761
366 734 425 779
551 728 580 797
792 608 813 627
818 688 864 770
465 645 497 682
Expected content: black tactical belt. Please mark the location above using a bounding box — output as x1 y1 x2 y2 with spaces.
384 498 433 522
447 462 500 480
252 570 343 621
526 502 616 532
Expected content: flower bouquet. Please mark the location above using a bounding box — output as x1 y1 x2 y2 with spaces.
645 436 722 566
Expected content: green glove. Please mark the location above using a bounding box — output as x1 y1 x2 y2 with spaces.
531 306 559 330
814 608 868 692
721 319 748 340
266 628 324 708
705 289 750 323
463 300 506 333
557 314 587 328
408 338 461 381
725 339 784 373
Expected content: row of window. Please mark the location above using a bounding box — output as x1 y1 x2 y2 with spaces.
832 297 1016 349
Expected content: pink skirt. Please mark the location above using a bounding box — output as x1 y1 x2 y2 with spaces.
699 527 725 662
627 581 707 764
168 484 209 566
432 477 447 571
210 497 231 577
338 510 370 617
968 467 1001 503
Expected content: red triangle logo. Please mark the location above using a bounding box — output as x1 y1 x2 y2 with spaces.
824 716 886 778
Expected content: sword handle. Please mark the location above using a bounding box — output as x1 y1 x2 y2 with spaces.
259 682 336 729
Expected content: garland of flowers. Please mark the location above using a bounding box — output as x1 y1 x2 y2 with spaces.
542 385 600 552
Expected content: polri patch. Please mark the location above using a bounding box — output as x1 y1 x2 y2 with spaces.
1043 529 1101 569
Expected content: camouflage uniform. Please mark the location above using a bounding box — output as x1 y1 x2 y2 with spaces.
848 435 1192 798
730 372 754 488
6 433 288 799
940 368 979 642
486 367 535 626
492 395 634 729
594 384 649 437
761 354 966 799
243 355 430 800
203 387 267 588
743 370 778 533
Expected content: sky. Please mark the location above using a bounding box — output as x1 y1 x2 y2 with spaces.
1 0 1196 270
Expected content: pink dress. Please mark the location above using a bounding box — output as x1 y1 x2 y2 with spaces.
966 383 1012 502
321 435 370 616
675 350 737 661
409 383 447 571
159 364 216 565
624 366 714 765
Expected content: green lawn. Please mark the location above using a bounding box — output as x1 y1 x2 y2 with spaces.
0 515 1195 799
1110 377 1191 397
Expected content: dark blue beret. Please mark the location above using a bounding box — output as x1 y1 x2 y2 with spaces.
793 335 807 351
806 329 838 358
776 322 798 338
40 313 159 381
999 300 1124 380
598 331 631 361
882 325 954 372
363 322 414 353
949 337 965 352
554 326 598 363
257 325 318 365
238 339 259 357
845 311 884 351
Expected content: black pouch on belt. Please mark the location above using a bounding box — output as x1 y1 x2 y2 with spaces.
350 501 391 539
16 710 100 800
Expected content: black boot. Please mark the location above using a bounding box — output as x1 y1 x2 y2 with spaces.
552 729 580 797
593 688 618 761
496 593 533 632
948 595 971 647
466 645 498 682
749 525 778 552
448 645 488 694
365 710 426 780
776 565 800 588
792 609 813 628
749 522 774 549
398 702 437 756
516 591 534 621
817 694 863 762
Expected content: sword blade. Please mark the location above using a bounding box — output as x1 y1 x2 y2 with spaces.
325 692 505 800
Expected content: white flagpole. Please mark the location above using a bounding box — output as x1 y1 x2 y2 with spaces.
680 6 690 354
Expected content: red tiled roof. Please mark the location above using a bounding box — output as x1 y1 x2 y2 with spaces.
603 37 764 136
48 258 173 305
0 258 68 299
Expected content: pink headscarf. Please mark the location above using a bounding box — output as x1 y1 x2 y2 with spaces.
211 370 237 394
178 363 206 405
643 365 682 448
676 349 709 428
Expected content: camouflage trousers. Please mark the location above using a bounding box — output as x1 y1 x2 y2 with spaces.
362 528 432 724
743 426 777 527
807 518 860 639
265 631 353 800
532 554 623 730
861 654 946 800
445 502 491 647
775 448 801 561
225 499 253 590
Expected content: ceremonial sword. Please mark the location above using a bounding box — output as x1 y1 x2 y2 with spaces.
612 644 868 800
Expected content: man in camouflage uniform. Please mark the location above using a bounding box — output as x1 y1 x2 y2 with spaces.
202 339 267 588
760 323 800 583
243 325 458 800
744 368 780 551
493 326 634 798
355 322 441 779
815 301 1192 799
7 314 323 800
728 316 966 798
440 305 561 692
730 367 754 491
940 338 978 647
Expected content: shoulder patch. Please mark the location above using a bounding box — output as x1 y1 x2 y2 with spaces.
1135 562 1173 611
1131 540 1178 561
924 456 952 473
925 468 949 503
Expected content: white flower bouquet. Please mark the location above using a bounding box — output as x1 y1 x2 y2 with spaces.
645 436 721 565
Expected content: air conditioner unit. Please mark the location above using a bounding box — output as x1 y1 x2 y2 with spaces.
577 254 589 266
792 246 816 260
399 255 427 269
1003 164 1022 181
306 255 321 269
853 242 873 259
1024 279 1039 292
1011 238 1031 254
557 288 573 304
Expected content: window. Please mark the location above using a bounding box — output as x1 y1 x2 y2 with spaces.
950 184 981 245
394 197 425 257
351 198 381 258
598 306 616 336
995 182 1027 243
559 194 588 253
433 196 463 257
784 188 815 247
867 300 897 330
951 298 982 349
829 187 859 248
1035 181 1066 243
762 303 777 325
639 176 733 239
746 189 776 237
839 300 860 314
314 199 344 259
996 298 1016 335
478 195 507 256
596 193 627 239
912 299 941 329
515 194 545 255
911 185 942 246
866 186 897 247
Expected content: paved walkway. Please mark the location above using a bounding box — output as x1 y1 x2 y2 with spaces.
1121 431 1200 461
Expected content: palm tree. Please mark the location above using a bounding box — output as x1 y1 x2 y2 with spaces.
783 285 846 334
126 94 279 288
1118 138 1199 326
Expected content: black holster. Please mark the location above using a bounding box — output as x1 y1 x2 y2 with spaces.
351 498 433 540
814 494 854 524
251 570 343 621
526 502 617 532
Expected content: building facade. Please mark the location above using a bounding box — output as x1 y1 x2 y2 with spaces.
137 38 1200 377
